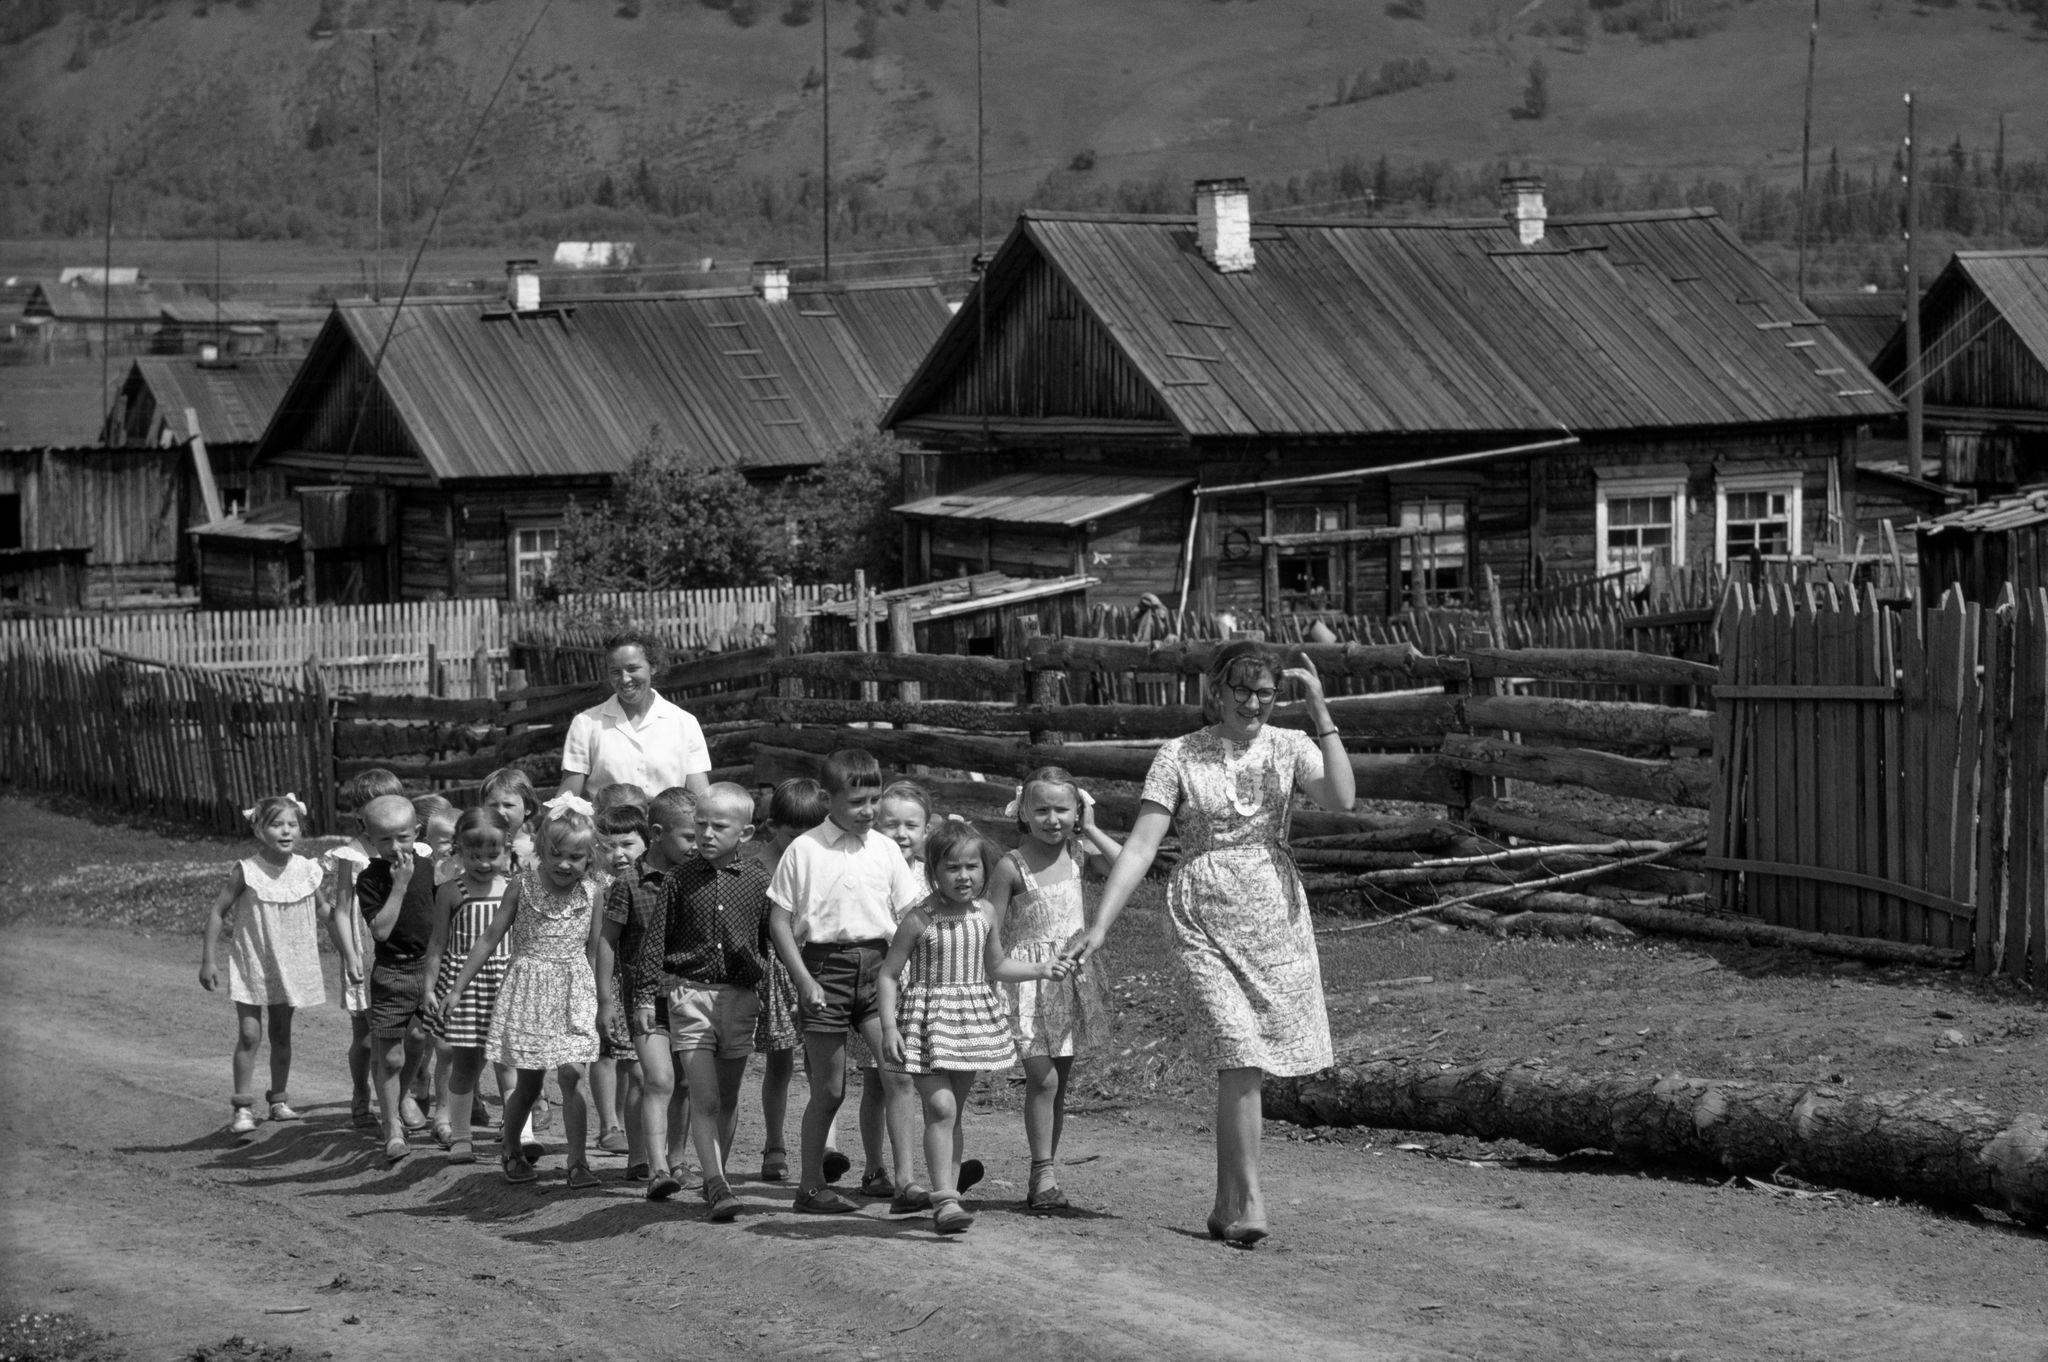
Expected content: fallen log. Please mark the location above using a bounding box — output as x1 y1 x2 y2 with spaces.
1291 821 1472 853
1462 694 1713 751
1265 1057 2048 1227
1463 646 1718 690
1465 797 1705 846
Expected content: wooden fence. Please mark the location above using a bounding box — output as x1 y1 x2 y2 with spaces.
1709 584 2048 977
0 648 326 833
0 585 841 698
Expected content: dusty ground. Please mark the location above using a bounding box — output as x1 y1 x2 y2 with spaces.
2 792 2046 1362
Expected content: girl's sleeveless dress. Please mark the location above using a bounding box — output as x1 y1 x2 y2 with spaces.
321 842 372 1013
486 868 601 1070
894 906 1015 1074
1002 848 1108 1059
848 861 930 1069
428 879 510 1048
228 854 327 1008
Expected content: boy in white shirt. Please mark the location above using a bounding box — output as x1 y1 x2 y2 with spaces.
767 749 926 1214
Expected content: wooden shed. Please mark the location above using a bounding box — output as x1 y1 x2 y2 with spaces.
248 264 951 603
0 546 90 613
886 183 1900 617
1917 488 2048 604
0 445 190 604
806 571 1095 656
1872 250 2048 496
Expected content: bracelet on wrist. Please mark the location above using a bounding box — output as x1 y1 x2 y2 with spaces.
1315 727 1340 740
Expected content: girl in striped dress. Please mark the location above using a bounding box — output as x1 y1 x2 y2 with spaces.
421 808 516 1164
879 819 1073 1236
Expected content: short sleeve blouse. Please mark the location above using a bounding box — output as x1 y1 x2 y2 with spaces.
559 691 711 796
1139 726 1324 856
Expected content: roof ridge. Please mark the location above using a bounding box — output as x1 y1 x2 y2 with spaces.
1023 207 1721 230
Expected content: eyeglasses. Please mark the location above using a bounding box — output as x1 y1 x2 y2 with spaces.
1228 685 1278 705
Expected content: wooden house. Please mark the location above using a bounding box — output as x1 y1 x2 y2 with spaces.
244 262 951 605
153 301 284 357
106 356 299 514
1871 250 2048 497
0 445 192 604
20 276 166 361
1917 487 2048 604
884 181 1901 616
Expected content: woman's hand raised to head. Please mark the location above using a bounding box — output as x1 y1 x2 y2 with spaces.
1280 650 1327 706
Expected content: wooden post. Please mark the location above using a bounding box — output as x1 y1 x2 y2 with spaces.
472 645 490 700
889 600 920 704
773 591 805 701
853 570 877 704
427 642 442 698
184 407 224 525
1261 497 1279 622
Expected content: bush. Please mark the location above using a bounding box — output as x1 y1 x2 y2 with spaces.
1512 57 1549 120
1338 56 1453 104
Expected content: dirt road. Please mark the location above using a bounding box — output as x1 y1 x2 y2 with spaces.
3 917 2045 1362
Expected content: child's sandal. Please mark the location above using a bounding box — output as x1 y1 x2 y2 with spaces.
1026 1161 1069 1211
501 1155 537 1184
432 1122 454 1150
565 1163 602 1189
446 1140 475 1165
931 1196 975 1235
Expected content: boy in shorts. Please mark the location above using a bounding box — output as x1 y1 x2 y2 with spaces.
599 788 693 1192
642 782 769 1222
767 749 925 1214
354 793 439 1163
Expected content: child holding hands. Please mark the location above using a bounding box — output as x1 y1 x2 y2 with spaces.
986 767 1120 1209
419 807 519 1163
199 793 330 1134
434 801 604 1186
879 817 1072 1235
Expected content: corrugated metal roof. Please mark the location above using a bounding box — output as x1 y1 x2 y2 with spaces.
1920 487 2048 534
890 208 1898 437
1805 291 1906 365
895 471 1192 526
22 278 167 324
292 280 950 482
128 357 299 446
158 299 281 326
1873 251 2048 381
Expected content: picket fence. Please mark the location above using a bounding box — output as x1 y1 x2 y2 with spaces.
0 586 841 698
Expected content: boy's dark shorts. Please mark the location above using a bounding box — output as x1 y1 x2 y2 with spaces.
798 940 889 1035
367 959 425 1039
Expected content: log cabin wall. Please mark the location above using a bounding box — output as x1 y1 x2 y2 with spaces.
394 484 610 602
0 446 186 600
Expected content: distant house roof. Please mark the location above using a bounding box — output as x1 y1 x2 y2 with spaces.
1871 251 2048 410
888 207 1898 440
896 470 1193 526
259 279 952 482
1805 290 1906 366
158 299 281 327
1919 486 2048 535
117 357 300 446
0 363 114 449
23 278 167 325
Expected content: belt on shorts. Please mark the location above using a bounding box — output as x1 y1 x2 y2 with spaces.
800 938 889 953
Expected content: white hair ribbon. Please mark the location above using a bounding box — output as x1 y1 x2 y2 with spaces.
542 791 595 820
242 793 309 825
1000 784 1025 819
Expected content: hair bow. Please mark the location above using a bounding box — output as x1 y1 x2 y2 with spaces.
242 792 309 825
1000 784 1026 819
943 812 969 824
542 791 595 820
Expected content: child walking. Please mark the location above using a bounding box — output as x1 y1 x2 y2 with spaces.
589 800 649 1158
845 780 933 1202
879 818 1071 1235
767 749 926 1214
600 786 695 1192
419 808 519 1164
745 778 829 1185
986 766 1120 1209
354 794 442 1162
199 793 330 1134
323 768 403 1128
434 801 604 1186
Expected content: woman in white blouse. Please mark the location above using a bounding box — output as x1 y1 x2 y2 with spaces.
556 632 713 801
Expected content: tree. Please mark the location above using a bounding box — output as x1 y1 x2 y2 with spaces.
551 433 782 593
772 431 911 586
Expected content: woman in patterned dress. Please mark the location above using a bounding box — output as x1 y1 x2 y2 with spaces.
1067 640 1355 1246
433 805 604 1187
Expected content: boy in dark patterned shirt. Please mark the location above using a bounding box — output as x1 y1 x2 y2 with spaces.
638 782 770 1222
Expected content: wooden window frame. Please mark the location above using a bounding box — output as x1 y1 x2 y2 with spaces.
1390 494 1472 610
1715 469 1803 564
1595 471 1688 578
507 520 561 602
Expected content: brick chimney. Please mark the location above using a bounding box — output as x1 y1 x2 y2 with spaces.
1501 176 1547 247
1194 178 1254 273
751 260 791 304
505 259 542 312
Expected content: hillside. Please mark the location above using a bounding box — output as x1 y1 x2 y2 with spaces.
1 0 2043 271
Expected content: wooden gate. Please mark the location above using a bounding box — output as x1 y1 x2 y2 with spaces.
1708 584 2048 975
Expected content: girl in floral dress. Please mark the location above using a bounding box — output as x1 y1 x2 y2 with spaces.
433 803 603 1187
199 794 329 1135
1067 641 1355 1247
986 767 1122 1210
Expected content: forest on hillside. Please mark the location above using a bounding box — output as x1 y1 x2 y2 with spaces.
4 0 2044 287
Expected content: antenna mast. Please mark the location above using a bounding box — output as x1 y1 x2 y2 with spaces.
1795 0 1817 300
821 0 832 282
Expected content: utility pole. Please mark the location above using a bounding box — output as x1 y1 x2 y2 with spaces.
821 0 832 282
1795 0 1818 299
340 27 394 299
1902 91 1925 481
